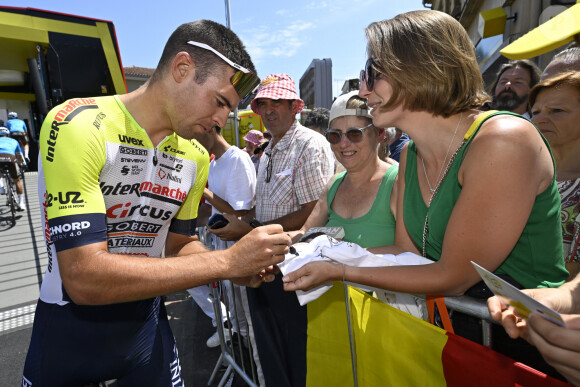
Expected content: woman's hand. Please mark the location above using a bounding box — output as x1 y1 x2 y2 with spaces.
233 265 281 288
487 295 530 339
282 261 341 291
527 313 580 386
487 286 575 340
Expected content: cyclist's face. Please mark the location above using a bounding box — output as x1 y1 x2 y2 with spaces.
173 64 240 141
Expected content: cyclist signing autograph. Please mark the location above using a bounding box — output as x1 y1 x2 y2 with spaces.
22 20 289 386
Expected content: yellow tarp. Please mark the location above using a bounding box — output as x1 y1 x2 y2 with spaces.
501 4 580 59
306 284 447 386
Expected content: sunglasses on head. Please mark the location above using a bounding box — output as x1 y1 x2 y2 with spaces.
360 57 379 92
325 124 374 145
187 41 261 106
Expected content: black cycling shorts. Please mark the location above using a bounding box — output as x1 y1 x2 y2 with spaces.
0 153 18 179
22 297 184 386
10 131 28 145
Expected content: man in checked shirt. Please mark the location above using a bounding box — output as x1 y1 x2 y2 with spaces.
212 73 334 387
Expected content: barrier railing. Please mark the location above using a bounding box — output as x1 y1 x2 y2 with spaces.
198 227 258 387
197 226 499 386
443 295 495 347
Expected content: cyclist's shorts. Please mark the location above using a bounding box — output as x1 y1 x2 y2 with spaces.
22 298 184 387
10 131 27 145
0 153 18 179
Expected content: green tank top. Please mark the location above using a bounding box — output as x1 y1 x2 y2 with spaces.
404 111 567 289
326 165 398 248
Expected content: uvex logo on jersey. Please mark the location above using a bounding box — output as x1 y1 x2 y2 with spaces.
45 98 99 162
100 181 187 206
118 134 145 146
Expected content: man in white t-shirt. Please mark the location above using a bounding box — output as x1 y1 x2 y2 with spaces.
189 125 256 347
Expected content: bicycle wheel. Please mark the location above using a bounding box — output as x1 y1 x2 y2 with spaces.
4 174 16 223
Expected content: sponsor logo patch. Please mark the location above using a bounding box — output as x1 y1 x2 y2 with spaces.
50 221 91 241
120 157 146 163
159 163 183 172
100 181 187 205
119 146 148 156
107 220 162 234
108 236 154 248
46 191 84 208
46 98 98 162
118 134 145 146
106 203 172 221
158 169 182 183
162 145 185 155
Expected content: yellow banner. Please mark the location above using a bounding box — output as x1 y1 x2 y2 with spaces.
307 283 447 386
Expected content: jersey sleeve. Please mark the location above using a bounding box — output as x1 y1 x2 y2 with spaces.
169 138 209 236
40 100 108 252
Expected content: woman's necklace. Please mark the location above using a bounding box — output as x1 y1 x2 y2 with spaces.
420 112 463 195
420 112 465 258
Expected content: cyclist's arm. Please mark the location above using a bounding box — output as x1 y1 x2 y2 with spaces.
165 230 208 256
57 226 289 305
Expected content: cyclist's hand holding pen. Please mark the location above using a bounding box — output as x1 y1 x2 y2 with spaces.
250 218 297 255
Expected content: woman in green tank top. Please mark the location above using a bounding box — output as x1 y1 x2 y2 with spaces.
290 90 398 249
283 10 567 299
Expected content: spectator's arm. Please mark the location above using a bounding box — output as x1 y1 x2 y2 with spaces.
203 187 249 217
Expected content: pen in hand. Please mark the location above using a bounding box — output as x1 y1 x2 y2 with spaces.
249 218 297 255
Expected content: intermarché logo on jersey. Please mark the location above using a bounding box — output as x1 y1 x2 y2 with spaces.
45 98 98 162
100 181 187 205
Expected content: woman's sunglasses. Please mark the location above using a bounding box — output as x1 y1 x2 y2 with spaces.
360 57 379 92
325 124 373 145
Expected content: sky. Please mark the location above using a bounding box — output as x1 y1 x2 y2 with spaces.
2 0 426 98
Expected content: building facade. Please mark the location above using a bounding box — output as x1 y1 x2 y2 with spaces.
427 0 577 88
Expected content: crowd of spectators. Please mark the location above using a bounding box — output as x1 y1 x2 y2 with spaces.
21 7 580 387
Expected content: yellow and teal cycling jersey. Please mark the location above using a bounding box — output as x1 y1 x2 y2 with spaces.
38 95 209 304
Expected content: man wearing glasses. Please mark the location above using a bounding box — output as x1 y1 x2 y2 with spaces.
212 73 334 386
23 20 291 386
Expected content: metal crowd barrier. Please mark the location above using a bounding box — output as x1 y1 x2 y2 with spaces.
197 226 258 387
198 226 498 386
443 294 495 347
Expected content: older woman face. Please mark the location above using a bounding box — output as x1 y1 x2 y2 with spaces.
531 85 580 150
327 115 379 171
245 141 258 153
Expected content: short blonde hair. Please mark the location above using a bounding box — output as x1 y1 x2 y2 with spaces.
365 10 489 117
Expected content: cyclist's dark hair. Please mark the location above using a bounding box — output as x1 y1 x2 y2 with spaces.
150 20 256 86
